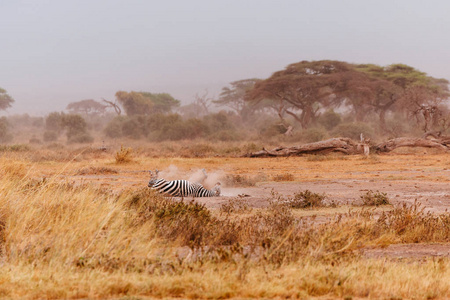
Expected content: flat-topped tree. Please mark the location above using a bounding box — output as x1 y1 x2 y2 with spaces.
214 79 261 119
355 63 449 132
66 99 107 115
245 61 449 133
245 60 355 129
115 91 180 116
0 88 14 111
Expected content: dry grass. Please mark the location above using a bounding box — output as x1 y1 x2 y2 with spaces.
359 190 391 206
115 145 133 163
272 172 295 181
0 147 449 299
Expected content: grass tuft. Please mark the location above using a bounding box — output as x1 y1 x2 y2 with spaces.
115 145 133 163
360 190 390 206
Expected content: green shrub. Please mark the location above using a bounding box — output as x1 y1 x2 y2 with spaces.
331 122 375 140
45 112 65 133
104 117 124 138
121 118 142 139
318 109 342 130
301 127 328 143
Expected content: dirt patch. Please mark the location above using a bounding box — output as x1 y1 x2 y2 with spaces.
61 155 449 259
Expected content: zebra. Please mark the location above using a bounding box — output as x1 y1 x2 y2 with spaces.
148 170 221 197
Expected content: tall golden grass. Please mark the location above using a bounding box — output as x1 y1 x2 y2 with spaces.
0 162 450 299
0 157 449 299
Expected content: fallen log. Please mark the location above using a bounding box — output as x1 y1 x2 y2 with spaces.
246 138 362 157
374 137 450 153
245 136 450 157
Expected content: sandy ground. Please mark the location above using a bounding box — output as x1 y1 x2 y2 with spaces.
63 154 449 259
68 168 450 212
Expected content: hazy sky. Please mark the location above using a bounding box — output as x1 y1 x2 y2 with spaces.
1 0 450 115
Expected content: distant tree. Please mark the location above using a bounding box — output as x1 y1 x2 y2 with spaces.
399 83 449 133
44 112 93 143
115 91 153 116
246 60 450 133
214 79 261 118
177 103 203 119
115 91 180 116
61 114 93 143
45 112 65 133
246 61 350 129
66 99 106 115
139 92 180 114
194 90 212 115
354 63 449 131
178 90 213 119
0 88 14 111
102 98 122 115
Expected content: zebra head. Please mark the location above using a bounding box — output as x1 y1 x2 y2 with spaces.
212 182 221 196
148 169 160 187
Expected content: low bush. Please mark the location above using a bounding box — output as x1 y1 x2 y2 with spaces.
331 122 375 140
360 190 390 206
220 197 251 215
287 190 328 209
272 173 295 182
300 127 328 143
318 109 342 130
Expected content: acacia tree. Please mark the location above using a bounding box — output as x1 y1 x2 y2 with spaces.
398 81 449 133
44 112 93 143
66 99 106 115
247 61 450 132
214 79 261 119
332 70 375 122
0 88 14 111
115 91 180 116
246 61 356 129
354 64 449 131
178 90 212 119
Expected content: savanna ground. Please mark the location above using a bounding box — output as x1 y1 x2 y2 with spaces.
0 142 449 299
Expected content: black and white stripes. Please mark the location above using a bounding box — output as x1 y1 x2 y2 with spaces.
148 170 221 197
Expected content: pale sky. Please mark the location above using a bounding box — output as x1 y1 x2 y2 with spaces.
1 0 450 115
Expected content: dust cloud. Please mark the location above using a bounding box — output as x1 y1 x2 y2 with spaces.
157 165 226 190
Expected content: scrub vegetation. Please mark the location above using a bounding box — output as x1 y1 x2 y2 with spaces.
0 150 448 299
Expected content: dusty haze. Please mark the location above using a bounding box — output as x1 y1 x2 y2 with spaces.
2 0 450 114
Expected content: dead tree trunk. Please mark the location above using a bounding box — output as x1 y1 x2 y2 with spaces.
245 136 450 157
374 137 450 153
102 98 122 116
245 138 362 157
